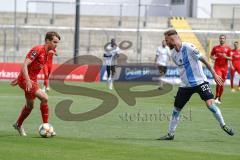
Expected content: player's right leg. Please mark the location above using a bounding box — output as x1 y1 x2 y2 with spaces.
106 65 111 86
158 66 167 90
13 98 34 136
214 69 223 104
46 67 52 92
13 81 36 136
157 87 193 140
109 66 116 90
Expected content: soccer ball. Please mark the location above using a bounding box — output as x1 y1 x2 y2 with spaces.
38 123 55 138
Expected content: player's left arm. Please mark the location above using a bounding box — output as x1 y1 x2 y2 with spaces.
199 57 223 86
189 44 223 86
167 47 172 65
223 48 232 60
229 51 235 70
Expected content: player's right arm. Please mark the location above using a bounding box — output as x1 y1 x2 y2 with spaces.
22 58 33 91
23 47 39 91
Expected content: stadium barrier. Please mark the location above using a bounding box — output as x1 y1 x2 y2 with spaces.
1 63 238 85
0 63 100 82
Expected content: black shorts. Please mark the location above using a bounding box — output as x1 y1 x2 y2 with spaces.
158 65 167 75
174 82 214 110
106 65 116 77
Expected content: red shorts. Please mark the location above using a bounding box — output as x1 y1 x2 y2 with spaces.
18 80 40 100
233 64 240 74
214 67 228 81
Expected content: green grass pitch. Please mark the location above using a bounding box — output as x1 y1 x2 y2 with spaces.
0 81 239 160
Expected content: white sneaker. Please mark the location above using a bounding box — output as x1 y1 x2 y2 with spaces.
13 123 27 136
51 131 56 137
46 87 50 92
215 98 221 104
109 83 113 90
109 81 113 90
231 88 236 92
42 87 46 93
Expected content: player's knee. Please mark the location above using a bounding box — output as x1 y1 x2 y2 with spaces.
41 95 48 103
26 102 34 109
206 99 214 107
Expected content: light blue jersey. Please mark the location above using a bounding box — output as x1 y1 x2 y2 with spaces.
171 42 207 87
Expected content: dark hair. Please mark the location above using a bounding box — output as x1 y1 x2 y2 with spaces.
234 41 238 44
219 34 226 39
110 38 117 47
164 29 178 36
45 31 61 41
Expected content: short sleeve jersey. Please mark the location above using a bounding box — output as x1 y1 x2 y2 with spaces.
171 42 207 87
18 45 48 82
211 45 231 69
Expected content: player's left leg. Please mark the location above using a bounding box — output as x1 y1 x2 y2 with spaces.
218 69 228 102
230 67 236 92
206 99 234 136
235 67 240 91
35 89 49 123
35 89 56 136
197 82 234 136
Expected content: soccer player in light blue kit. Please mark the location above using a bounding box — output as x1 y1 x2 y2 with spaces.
158 29 234 140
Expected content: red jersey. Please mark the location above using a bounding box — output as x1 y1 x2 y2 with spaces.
211 45 231 69
231 49 240 67
46 49 56 67
18 45 48 82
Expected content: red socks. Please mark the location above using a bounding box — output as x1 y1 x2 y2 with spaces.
215 84 220 98
17 106 32 127
40 103 49 123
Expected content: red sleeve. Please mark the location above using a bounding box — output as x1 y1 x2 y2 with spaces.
26 47 39 61
211 46 215 56
227 47 232 57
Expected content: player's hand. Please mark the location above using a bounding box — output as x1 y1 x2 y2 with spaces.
213 73 223 86
210 55 217 61
222 53 228 59
10 79 18 86
49 50 57 56
26 80 33 91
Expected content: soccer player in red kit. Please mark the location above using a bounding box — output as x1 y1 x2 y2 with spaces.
42 49 57 92
210 35 232 104
11 31 60 136
230 41 240 92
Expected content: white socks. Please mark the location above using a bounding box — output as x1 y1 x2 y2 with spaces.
208 104 225 127
168 107 180 135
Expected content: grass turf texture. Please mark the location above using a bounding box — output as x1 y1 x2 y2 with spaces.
0 81 239 160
